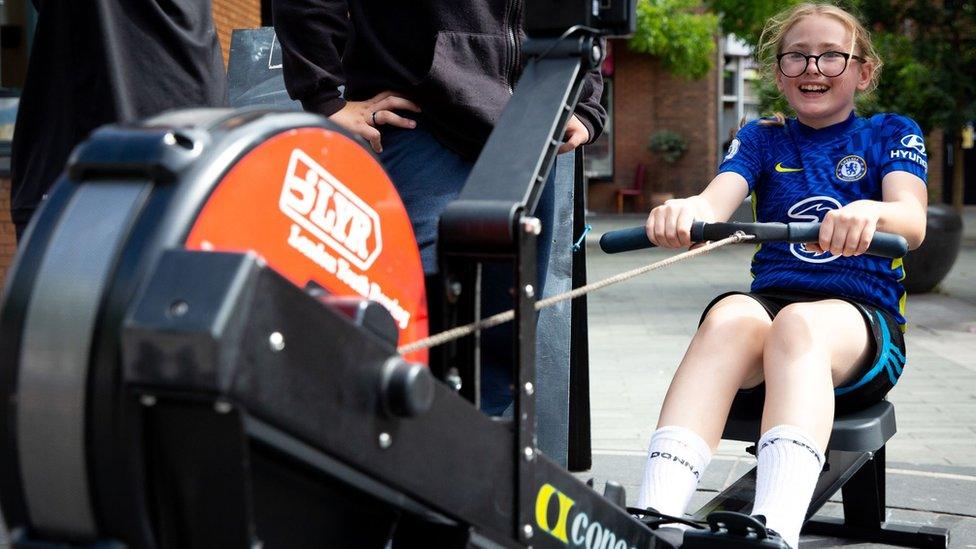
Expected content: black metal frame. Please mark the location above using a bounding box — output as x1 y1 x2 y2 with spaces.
568 150 592 471
803 446 950 548
438 33 604 543
121 248 663 548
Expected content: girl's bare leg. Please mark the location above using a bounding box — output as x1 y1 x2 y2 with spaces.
760 300 872 447
637 295 771 516
657 294 771 449
754 300 872 547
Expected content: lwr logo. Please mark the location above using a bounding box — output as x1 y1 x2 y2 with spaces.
279 149 383 270
787 196 842 264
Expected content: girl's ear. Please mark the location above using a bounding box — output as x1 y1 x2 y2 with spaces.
856 60 874 91
774 63 785 94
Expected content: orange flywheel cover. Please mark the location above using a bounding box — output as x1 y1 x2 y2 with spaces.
186 127 428 363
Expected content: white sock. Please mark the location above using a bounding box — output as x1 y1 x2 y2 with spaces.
636 425 712 517
752 425 825 548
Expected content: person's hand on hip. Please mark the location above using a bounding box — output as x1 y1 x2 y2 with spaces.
328 91 421 153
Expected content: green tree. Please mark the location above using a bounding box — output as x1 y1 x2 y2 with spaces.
859 0 976 210
629 0 719 80
704 0 800 45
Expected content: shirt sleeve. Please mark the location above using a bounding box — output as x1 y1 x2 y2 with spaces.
717 121 765 191
272 0 350 116
574 67 607 144
879 115 928 184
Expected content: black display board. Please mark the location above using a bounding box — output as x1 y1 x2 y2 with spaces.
227 28 301 110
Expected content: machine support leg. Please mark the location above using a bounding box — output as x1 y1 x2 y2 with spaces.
516 216 539 545
803 446 949 548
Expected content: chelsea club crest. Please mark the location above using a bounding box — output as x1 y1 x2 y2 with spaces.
835 155 867 182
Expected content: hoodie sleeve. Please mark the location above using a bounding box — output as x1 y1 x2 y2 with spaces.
272 0 350 116
573 65 606 144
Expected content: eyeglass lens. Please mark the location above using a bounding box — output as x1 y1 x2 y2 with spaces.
779 52 849 77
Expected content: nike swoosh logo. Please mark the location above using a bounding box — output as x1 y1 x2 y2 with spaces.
775 162 803 173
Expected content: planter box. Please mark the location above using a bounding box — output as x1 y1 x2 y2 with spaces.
902 204 963 293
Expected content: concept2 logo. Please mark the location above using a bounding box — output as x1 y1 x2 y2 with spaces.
787 196 842 263
535 484 637 549
279 149 383 270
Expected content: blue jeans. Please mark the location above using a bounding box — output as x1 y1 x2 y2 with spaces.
379 120 556 414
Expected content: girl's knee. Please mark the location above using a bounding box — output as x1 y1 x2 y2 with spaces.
764 303 833 363
768 302 856 344
769 303 820 335
696 295 772 355
700 295 771 334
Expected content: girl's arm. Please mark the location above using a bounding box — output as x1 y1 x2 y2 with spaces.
817 172 927 256
644 172 750 248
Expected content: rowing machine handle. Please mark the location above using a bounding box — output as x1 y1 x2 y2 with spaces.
598 225 656 254
596 221 717 253
785 222 908 258
599 221 909 258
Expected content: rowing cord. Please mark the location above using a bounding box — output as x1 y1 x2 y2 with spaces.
397 232 754 354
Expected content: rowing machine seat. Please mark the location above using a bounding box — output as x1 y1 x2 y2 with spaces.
724 400 896 452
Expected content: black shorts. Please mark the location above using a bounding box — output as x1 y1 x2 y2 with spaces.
700 289 906 415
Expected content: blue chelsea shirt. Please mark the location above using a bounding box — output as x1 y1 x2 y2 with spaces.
718 111 928 325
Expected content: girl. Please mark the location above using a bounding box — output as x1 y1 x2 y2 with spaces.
636 3 928 547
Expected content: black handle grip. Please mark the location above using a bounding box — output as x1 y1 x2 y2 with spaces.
866 234 910 258
788 222 908 258
601 221 909 258
599 226 655 253
599 222 713 254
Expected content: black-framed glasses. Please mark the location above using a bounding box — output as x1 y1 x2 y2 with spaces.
776 51 866 78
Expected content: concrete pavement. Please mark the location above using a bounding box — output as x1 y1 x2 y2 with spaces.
580 207 976 547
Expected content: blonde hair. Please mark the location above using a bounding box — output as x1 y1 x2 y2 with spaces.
755 3 882 127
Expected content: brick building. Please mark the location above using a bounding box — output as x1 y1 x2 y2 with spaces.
213 0 265 66
587 39 720 213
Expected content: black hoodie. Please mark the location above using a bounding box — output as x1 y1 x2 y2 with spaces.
273 0 606 161
9 0 227 233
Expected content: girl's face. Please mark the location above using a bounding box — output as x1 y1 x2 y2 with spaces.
775 14 874 129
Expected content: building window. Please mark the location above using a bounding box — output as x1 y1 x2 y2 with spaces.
584 78 613 180
719 35 759 161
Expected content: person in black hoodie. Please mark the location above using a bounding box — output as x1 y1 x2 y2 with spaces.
272 1 605 161
274 0 607 415
9 0 227 241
